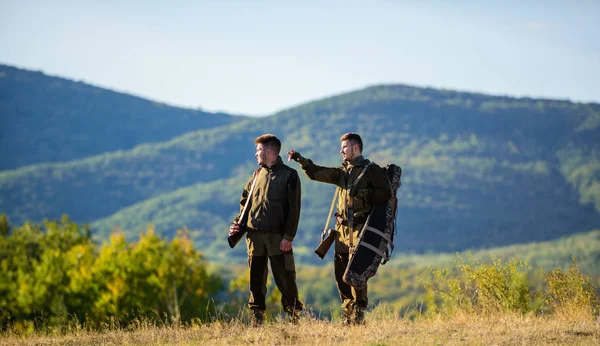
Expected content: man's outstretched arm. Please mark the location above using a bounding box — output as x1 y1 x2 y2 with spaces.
287 149 340 185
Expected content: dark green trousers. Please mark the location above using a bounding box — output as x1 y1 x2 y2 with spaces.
246 230 303 312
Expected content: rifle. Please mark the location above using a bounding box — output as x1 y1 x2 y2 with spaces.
228 169 260 248
314 187 339 259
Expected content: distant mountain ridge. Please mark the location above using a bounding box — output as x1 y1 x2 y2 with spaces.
0 64 244 170
1 64 599 264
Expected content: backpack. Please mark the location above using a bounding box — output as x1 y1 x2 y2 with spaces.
343 164 402 289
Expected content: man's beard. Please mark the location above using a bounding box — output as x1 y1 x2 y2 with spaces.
343 151 353 161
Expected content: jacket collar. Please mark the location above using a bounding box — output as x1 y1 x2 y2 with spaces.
342 155 369 170
261 156 284 170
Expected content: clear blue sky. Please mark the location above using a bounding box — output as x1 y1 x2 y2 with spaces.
1 0 598 116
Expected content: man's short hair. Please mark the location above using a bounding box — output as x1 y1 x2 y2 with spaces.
340 132 363 152
254 134 281 154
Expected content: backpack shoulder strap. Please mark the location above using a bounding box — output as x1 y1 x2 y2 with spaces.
348 162 372 196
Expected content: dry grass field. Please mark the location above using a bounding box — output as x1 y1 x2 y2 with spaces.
1 308 598 346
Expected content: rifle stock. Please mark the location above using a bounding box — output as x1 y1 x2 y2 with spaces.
314 186 340 259
228 225 247 248
314 228 335 259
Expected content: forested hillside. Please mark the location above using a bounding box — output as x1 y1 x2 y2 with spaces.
1 66 599 265
0 64 242 170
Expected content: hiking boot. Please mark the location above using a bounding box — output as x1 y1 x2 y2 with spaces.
352 307 366 325
288 310 301 325
342 308 353 326
251 310 264 327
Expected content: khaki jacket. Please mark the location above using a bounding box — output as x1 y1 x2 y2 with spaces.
297 155 391 251
235 156 301 242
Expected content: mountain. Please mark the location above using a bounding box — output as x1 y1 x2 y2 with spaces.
0 64 243 170
1 65 599 264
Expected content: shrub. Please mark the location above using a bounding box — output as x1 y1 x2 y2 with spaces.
543 258 599 320
425 255 533 315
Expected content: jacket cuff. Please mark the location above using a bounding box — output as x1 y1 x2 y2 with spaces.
298 157 311 168
283 234 295 242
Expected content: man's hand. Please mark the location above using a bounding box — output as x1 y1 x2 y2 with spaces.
287 149 301 162
229 223 240 236
280 238 293 252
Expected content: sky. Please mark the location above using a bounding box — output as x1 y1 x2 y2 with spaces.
1 0 599 116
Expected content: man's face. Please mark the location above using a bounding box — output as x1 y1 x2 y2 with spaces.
340 140 357 162
255 143 269 165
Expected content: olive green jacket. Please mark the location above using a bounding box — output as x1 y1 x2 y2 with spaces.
235 156 301 242
296 155 391 221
